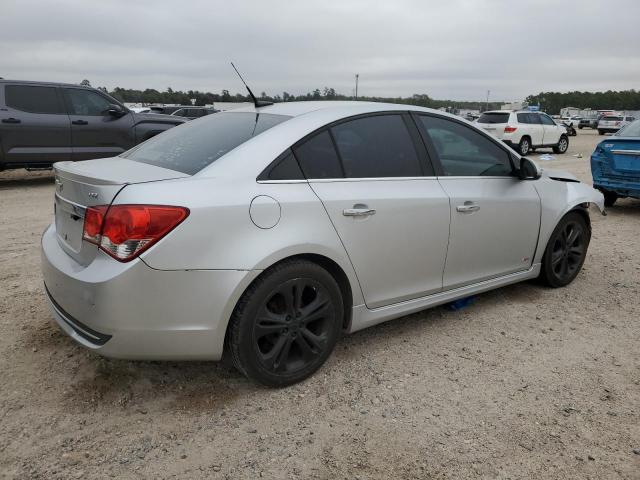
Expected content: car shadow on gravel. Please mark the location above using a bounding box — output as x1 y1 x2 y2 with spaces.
0 170 54 189
27 277 545 414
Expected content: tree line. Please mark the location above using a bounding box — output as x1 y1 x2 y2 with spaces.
88 80 640 114
525 90 640 114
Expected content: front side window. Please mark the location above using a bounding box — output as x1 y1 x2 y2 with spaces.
123 112 290 175
5 85 64 114
331 115 423 178
539 114 555 126
64 89 112 116
418 115 513 177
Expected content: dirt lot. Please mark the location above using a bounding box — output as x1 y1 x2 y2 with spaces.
0 130 639 479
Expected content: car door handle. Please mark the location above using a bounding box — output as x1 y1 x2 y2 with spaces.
72 120 88 125
1 117 21 124
343 206 376 217
456 202 480 213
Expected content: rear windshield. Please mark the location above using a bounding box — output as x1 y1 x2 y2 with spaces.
602 116 623 122
477 112 509 124
122 112 290 174
616 120 640 137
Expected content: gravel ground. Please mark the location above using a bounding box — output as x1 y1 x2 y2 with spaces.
0 130 639 479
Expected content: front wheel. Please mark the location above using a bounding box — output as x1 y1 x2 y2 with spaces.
603 191 618 207
553 135 569 154
226 259 343 387
539 212 590 288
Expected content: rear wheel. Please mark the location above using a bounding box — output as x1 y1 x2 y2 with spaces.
226 259 343 387
598 130 605 135
553 135 569 154
539 212 590 288
518 137 531 156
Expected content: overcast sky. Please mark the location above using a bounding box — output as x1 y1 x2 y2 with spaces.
2 0 639 101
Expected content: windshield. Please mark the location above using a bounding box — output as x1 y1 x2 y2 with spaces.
616 120 640 137
122 112 291 174
477 112 509 124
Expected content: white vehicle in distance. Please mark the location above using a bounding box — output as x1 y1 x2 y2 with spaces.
597 114 636 135
42 101 604 386
477 111 569 156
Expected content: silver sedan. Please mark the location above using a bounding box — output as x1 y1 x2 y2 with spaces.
42 101 605 386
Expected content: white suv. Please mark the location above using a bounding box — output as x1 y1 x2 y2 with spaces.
476 111 569 156
597 114 636 135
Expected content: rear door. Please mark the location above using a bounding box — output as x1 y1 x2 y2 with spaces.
296 113 451 309
415 113 541 289
0 84 71 165
62 87 135 160
517 112 543 146
539 113 562 145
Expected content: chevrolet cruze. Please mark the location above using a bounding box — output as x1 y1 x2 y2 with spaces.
42 101 605 386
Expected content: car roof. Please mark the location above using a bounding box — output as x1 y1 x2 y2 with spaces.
229 100 450 119
0 79 94 88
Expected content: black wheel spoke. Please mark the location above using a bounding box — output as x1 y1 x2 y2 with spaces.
255 318 287 338
261 334 289 371
300 328 325 351
551 249 564 266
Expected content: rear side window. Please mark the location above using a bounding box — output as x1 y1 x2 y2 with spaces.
477 112 510 124
293 131 343 179
331 115 423 178
123 112 290 175
259 150 304 181
5 85 64 114
418 115 512 177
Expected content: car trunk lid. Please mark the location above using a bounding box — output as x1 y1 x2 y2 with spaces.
476 112 510 140
609 140 640 174
53 158 188 265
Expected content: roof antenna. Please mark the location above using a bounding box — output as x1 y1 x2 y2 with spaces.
231 62 273 108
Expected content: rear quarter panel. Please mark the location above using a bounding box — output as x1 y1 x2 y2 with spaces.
115 176 365 306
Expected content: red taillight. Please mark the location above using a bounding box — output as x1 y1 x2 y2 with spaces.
504 126 518 133
82 205 189 262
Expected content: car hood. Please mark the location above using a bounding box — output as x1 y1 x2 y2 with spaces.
130 111 186 126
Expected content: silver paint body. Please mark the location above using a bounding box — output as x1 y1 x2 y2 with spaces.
41 101 605 360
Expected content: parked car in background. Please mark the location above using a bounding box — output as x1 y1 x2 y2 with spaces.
597 115 636 135
0 80 186 170
170 107 218 120
560 121 577 137
579 117 597 129
591 119 640 206
42 101 604 386
129 107 151 114
558 116 581 127
476 110 569 156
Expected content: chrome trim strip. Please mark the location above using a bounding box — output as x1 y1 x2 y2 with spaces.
55 192 87 218
611 149 640 156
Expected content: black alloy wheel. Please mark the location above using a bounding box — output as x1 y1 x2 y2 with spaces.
539 212 590 287
226 260 343 387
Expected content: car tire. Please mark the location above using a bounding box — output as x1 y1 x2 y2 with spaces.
226 259 343 387
553 135 569 154
539 212 590 288
598 130 605 135
518 137 531 156
578 125 583 129
603 191 618 207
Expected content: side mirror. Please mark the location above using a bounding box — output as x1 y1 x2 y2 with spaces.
106 104 125 117
517 157 542 180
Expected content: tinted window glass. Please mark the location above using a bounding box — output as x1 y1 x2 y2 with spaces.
539 114 555 125
331 115 422 178
418 115 512 177
477 112 510 124
517 113 530 124
260 150 304 180
123 112 290 175
293 131 343 179
64 89 112 115
5 85 64 114
602 116 623 121
528 113 542 124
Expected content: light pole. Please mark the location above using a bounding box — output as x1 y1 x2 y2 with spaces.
355 74 359 100
486 90 490 112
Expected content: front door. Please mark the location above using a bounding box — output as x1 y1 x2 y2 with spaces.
293 114 451 309
0 84 71 165
539 113 562 145
62 88 135 160
415 113 541 289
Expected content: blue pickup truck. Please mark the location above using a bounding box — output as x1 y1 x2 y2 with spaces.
591 120 640 207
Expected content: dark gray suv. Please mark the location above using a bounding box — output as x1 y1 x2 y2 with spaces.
0 80 186 170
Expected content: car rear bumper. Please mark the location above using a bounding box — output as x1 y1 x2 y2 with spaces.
594 180 640 199
41 224 259 360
